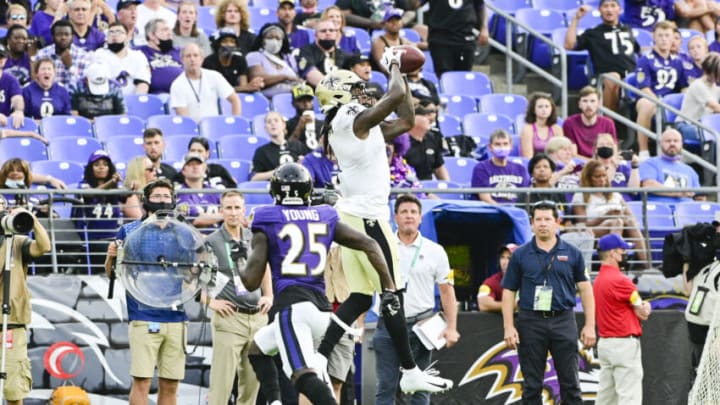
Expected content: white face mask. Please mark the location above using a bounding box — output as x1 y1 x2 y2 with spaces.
4 179 24 189
263 38 282 55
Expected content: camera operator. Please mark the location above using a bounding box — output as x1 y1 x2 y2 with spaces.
104 179 188 405
0 205 51 405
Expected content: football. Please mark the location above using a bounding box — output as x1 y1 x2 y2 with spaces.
394 45 425 73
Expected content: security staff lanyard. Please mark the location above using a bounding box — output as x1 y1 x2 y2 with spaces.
403 236 423 291
533 253 555 311
186 74 202 103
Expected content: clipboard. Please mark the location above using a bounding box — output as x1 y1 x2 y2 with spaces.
412 312 447 351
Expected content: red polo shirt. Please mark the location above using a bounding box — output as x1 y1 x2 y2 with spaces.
478 272 503 301
594 263 643 338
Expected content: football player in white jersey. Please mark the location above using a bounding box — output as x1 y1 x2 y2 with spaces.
313 49 454 394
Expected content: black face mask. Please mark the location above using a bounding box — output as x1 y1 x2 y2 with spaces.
618 252 629 270
597 146 614 159
143 201 175 215
318 39 335 50
219 46 234 58
158 38 174 53
107 42 125 53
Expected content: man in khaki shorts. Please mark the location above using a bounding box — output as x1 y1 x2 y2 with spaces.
0 200 51 405
105 179 188 405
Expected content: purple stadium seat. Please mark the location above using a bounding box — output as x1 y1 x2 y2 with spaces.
125 94 166 119
480 93 528 119
48 136 103 163
489 0 533 46
0 137 48 162
441 95 479 118
93 115 145 141
163 135 218 162
237 181 273 204
462 112 515 140
442 157 476 185
146 115 199 137
104 135 145 164
40 115 93 141
675 202 720 228
199 116 253 142
343 27 370 54
437 114 463 137
31 160 85 185
218 134 271 160
440 71 493 100
209 158 251 183
418 180 465 200
235 92 271 119
515 8 567 69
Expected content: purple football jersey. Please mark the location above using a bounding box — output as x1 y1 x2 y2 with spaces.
621 0 675 29
137 45 183 94
22 81 72 119
635 50 688 97
72 27 106 51
4 53 31 85
176 184 221 220
251 204 338 295
0 73 22 115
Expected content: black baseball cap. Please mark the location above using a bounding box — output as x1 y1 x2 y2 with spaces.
117 0 141 12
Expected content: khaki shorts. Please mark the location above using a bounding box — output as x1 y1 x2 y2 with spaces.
129 320 187 380
4 328 31 401
338 212 400 295
327 333 355 382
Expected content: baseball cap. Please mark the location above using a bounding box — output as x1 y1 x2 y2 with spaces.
86 63 111 95
279 0 295 5
383 8 404 22
88 149 112 164
211 27 238 44
183 152 205 166
598 234 634 251
499 243 518 254
292 83 315 100
343 53 370 69
116 0 141 12
599 0 619 5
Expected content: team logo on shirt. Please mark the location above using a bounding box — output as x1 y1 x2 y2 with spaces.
458 341 599 403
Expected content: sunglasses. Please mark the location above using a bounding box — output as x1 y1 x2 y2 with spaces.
10 14 26 20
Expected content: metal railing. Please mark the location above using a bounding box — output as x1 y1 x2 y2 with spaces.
485 2 569 117
597 73 720 194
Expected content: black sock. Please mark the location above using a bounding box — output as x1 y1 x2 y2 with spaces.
318 293 373 357
248 353 281 402
382 303 416 370
294 372 336 405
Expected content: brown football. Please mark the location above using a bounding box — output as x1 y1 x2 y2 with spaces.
394 44 425 73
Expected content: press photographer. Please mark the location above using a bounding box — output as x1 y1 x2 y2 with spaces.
0 205 51 405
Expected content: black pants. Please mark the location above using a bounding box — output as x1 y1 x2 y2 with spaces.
516 310 582 405
428 43 475 78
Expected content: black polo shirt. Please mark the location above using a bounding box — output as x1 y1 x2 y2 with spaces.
501 237 588 311
404 132 445 181
251 140 307 174
296 44 352 79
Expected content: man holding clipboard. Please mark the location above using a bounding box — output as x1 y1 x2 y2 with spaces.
372 193 460 405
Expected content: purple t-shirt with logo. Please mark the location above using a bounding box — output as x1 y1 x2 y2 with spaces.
175 183 221 225
22 81 72 119
73 27 106 51
0 73 22 115
137 45 183 94
4 53 31 86
251 203 338 296
470 159 530 203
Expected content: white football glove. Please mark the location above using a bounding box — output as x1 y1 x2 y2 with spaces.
380 47 403 72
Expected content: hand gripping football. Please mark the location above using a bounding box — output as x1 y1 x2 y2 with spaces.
394 44 425 73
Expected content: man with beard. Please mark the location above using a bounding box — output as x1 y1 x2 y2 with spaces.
296 20 352 86
639 128 703 203
277 0 311 50
137 18 183 95
34 19 91 88
22 57 72 119
565 0 638 113
143 128 177 181
3 25 32 86
562 86 617 159
93 22 150 95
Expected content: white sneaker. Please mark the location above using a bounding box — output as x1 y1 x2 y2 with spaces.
399 365 454 394
269 401 282 405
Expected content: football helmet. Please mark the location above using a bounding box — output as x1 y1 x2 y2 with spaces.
316 69 363 113
270 163 313 206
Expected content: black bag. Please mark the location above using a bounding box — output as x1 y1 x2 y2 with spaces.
662 223 718 280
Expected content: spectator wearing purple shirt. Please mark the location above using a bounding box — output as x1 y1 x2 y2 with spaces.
67 0 106 51
175 152 223 229
22 57 72 119
34 20 91 88
0 44 25 129
470 130 530 205
635 21 689 159
277 0 312 50
29 0 59 46
4 25 32 86
137 18 184 95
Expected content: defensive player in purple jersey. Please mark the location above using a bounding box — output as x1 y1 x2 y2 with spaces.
239 163 398 405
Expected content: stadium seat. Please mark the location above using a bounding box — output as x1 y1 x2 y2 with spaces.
248 7 276 31
93 115 145 142
146 115 199 137
40 115 93 141
197 6 216 33
252 114 272 138
0 137 48 162
479 93 528 118
199 116 253 142
440 71 493 100
237 181 273 204
210 158 251 183
370 71 388 90
442 157 476 185
422 71 440 86
462 113 515 141
271 93 297 118
533 0 582 12
624 72 641 103
679 28 703 52
31 160 85 185
370 28 422 44
675 202 720 228
237 93 271 119
515 8 567 69
632 28 653 50
551 28 592 90
441 95 479 118
662 93 684 124
164 135 218 162
488 0 533 46
418 180 464 200
343 27 370 54
700 115 720 150
566 8 602 30
218 134 270 160
508 156 530 168
125 94 166 119
3 117 38 133
422 50 434 74
48 136 103 163
104 135 145 164
437 114 463 136
627 201 678 262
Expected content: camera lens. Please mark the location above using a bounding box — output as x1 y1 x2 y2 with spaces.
1 211 34 234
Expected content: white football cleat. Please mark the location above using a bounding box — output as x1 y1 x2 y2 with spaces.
399 365 454 394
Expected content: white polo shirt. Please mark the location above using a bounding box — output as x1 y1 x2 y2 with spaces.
397 231 452 318
169 68 234 121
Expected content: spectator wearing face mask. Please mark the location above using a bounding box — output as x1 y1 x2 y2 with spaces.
93 21 150 95
470 129 530 205
296 19 352 87
136 18 183 95
246 23 301 98
203 27 264 93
